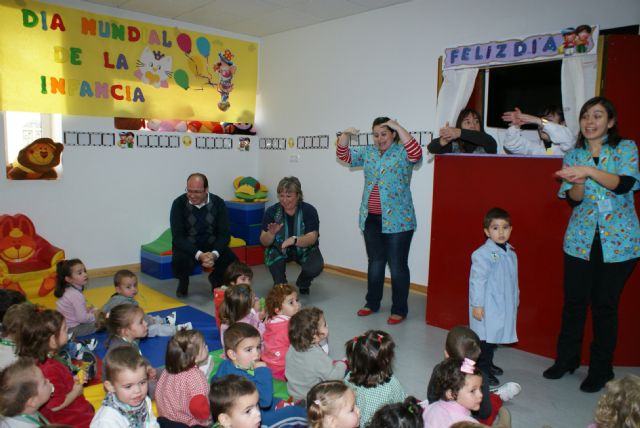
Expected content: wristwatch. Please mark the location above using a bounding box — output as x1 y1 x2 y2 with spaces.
540 118 549 128
292 236 298 245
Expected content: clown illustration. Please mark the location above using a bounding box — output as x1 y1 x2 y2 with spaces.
213 49 237 112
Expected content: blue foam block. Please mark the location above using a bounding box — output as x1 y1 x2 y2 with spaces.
90 305 221 368
225 201 265 225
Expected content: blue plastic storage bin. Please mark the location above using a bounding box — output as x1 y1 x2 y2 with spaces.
225 201 265 225
230 223 262 246
140 249 202 280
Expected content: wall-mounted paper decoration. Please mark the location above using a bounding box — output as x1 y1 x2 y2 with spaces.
410 131 433 147
137 134 180 148
296 135 329 149
347 131 433 147
346 133 373 147
259 138 286 150
238 137 251 151
0 0 258 122
443 25 598 70
64 131 115 147
194 136 232 149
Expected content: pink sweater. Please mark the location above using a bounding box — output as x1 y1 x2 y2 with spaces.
262 315 290 380
56 287 95 328
422 400 476 427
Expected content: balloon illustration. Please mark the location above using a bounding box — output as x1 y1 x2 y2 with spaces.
187 55 207 77
196 37 211 58
176 33 192 54
174 69 189 90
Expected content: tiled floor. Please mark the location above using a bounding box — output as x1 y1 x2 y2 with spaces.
91 264 639 428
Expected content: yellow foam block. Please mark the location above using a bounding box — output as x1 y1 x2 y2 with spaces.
230 236 247 248
31 283 186 312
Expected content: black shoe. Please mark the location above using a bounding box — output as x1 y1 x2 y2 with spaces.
176 280 188 298
580 373 614 393
299 287 310 295
487 372 500 387
490 363 504 376
543 362 577 379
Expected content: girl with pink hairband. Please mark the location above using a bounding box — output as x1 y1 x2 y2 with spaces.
421 358 485 427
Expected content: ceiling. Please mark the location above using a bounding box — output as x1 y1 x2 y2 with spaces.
79 0 412 37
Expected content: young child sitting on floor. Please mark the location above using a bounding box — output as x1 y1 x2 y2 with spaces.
17 309 94 428
224 261 254 286
213 322 307 428
0 357 54 426
219 283 265 354
91 346 159 428
588 374 640 428
285 307 347 401
101 270 191 336
344 330 406 428
262 283 301 380
209 374 261 428
156 329 212 427
422 358 484 427
104 303 172 398
307 380 361 428
214 262 255 331
367 397 423 428
426 326 519 426
54 259 103 338
0 301 35 370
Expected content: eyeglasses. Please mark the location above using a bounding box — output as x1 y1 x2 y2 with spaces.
186 188 206 194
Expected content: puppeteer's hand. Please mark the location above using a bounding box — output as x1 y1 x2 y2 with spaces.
472 306 484 321
439 122 462 141
502 107 523 126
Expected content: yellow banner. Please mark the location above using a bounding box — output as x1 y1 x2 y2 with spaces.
0 0 258 122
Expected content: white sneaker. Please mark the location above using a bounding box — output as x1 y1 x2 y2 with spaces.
177 322 193 331
494 382 521 402
166 311 177 326
84 338 98 351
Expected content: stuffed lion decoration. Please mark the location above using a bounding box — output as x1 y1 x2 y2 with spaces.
6 138 64 180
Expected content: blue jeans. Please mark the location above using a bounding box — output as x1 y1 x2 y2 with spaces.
363 214 414 317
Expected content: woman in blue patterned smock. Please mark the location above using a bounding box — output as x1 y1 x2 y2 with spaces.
336 118 422 325
544 97 639 393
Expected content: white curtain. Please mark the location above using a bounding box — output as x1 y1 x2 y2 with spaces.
434 67 479 133
561 55 598 136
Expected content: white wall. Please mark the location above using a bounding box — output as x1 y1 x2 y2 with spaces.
2 0 639 286
0 0 260 269
256 0 640 286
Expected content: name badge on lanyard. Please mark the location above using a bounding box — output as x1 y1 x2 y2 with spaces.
597 199 613 213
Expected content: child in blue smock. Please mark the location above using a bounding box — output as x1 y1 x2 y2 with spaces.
469 207 519 387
